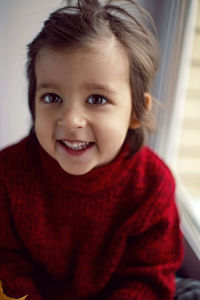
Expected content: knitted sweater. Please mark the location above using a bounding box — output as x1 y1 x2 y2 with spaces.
0 134 183 300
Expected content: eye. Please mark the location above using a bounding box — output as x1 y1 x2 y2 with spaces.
42 93 62 104
86 94 108 105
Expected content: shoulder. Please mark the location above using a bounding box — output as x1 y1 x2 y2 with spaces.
0 136 29 156
0 135 31 162
140 146 174 176
0 134 39 179
128 146 175 194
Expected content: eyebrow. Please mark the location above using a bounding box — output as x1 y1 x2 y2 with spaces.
36 82 117 96
36 83 60 92
81 82 117 95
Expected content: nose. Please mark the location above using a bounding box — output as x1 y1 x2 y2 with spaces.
57 104 87 129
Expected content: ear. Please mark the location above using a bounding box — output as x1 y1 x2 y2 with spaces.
129 93 152 130
129 116 140 130
144 92 152 110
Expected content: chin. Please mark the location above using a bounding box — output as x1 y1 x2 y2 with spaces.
59 163 94 176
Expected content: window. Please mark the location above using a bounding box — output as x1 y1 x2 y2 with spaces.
140 0 200 267
175 0 200 262
176 2 200 201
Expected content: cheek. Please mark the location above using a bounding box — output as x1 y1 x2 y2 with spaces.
94 113 130 146
34 113 54 147
34 115 55 155
34 118 46 146
35 109 54 131
34 114 45 135
94 120 128 165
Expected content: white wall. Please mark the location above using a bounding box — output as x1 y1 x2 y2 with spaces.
0 0 62 149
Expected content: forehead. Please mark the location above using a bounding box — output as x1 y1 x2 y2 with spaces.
35 37 130 88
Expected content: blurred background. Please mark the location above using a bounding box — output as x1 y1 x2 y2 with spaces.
0 0 200 277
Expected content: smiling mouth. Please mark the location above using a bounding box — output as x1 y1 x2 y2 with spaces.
58 140 95 152
62 140 91 150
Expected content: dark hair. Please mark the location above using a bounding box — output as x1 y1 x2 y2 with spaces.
27 0 160 154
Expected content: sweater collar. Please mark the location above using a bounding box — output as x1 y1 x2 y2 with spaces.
35 137 130 194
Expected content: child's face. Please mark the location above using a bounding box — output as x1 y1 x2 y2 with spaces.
34 38 135 175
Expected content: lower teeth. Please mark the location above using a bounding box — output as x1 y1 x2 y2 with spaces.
69 146 87 150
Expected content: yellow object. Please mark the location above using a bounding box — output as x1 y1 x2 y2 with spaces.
0 282 28 300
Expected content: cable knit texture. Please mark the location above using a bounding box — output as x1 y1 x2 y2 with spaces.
0 134 183 300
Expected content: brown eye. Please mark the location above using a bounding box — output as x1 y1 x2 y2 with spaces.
87 94 108 105
43 93 62 104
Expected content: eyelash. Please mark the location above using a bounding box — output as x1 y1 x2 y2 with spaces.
86 94 108 105
41 93 62 104
41 93 108 105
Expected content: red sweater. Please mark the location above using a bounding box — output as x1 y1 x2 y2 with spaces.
0 134 183 300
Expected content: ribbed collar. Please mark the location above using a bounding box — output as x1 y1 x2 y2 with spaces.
32 135 131 195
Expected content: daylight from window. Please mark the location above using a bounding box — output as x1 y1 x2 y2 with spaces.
176 1 200 202
175 0 200 260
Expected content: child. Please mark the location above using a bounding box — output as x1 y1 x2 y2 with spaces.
0 0 183 299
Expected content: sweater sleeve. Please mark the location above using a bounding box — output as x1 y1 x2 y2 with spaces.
0 181 43 300
106 170 183 300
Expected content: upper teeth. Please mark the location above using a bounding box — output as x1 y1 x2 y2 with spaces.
62 140 90 150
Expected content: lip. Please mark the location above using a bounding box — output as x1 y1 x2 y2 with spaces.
58 139 93 143
57 139 95 156
61 139 89 142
